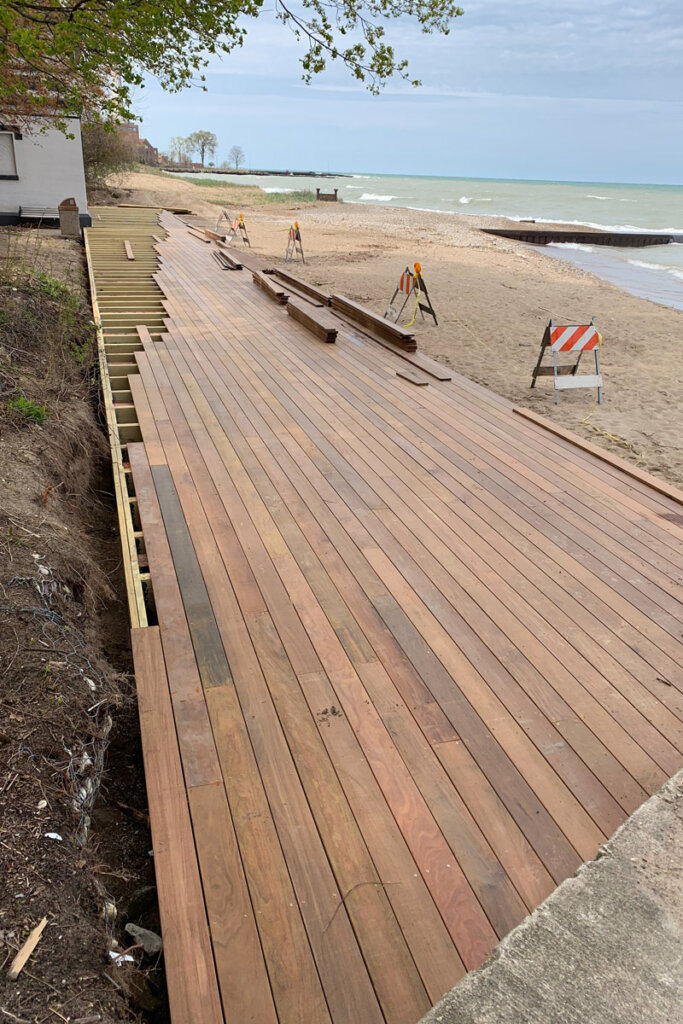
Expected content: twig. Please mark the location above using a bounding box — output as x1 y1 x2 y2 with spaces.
7 916 47 980
0 1008 31 1023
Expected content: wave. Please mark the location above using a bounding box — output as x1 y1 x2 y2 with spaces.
261 187 295 193
586 195 610 200
458 196 472 204
628 259 666 271
346 185 364 189
508 215 683 233
359 193 397 201
548 242 595 253
404 205 456 215
628 259 683 280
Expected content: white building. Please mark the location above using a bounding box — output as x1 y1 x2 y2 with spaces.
0 116 90 227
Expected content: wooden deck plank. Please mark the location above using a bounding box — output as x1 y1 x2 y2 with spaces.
131 626 224 1024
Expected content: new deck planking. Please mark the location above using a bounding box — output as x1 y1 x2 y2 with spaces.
88 209 683 1024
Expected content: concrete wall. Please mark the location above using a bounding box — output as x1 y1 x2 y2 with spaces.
0 117 89 223
419 770 683 1024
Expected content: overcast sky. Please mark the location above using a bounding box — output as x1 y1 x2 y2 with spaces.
135 0 683 184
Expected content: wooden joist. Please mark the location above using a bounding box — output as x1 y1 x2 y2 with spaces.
331 293 417 351
253 270 288 305
287 297 338 343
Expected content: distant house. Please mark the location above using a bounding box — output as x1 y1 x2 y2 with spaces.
0 115 90 227
118 123 158 166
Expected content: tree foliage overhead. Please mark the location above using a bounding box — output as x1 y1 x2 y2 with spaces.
0 0 464 125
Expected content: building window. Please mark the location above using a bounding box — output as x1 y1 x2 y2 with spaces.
0 132 18 178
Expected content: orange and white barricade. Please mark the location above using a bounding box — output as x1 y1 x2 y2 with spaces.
214 209 250 245
384 263 438 326
531 318 603 404
285 222 304 263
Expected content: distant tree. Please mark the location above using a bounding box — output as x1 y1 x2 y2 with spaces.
229 145 245 170
187 130 218 167
169 136 192 164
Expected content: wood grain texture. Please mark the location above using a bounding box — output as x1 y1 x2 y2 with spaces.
131 626 224 1024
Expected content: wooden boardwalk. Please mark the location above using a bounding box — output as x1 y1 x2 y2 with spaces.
87 210 683 1024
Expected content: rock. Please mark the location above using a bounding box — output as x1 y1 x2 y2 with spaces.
125 922 163 955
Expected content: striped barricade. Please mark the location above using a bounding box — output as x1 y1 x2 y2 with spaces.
285 222 305 263
214 209 250 246
384 262 438 326
531 318 603 404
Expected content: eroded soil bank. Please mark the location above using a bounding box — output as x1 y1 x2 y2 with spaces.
0 228 165 1023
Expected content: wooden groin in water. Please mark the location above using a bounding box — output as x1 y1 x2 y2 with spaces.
482 227 676 247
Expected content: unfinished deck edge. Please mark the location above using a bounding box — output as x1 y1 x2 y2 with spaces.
514 406 683 507
84 226 147 628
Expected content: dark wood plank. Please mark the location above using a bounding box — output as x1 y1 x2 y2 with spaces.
131 626 224 1024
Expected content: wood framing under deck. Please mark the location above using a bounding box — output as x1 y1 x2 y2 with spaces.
86 209 683 1024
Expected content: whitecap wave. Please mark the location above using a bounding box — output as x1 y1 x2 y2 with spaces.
458 196 472 204
510 216 683 233
586 195 610 200
548 242 595 253
628 259 683 280
404 205 456 215
359 193 397 201
628 259 666 271
261 187 296 193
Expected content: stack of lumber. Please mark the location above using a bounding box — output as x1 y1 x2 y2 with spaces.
212 250 242 271
253 270 289 305
331 293 417 351
269 269 330 307
287 297 338 342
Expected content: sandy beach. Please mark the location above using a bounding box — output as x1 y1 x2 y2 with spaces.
116 169 683 488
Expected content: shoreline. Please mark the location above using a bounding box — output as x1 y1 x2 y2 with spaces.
113 169 683 487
